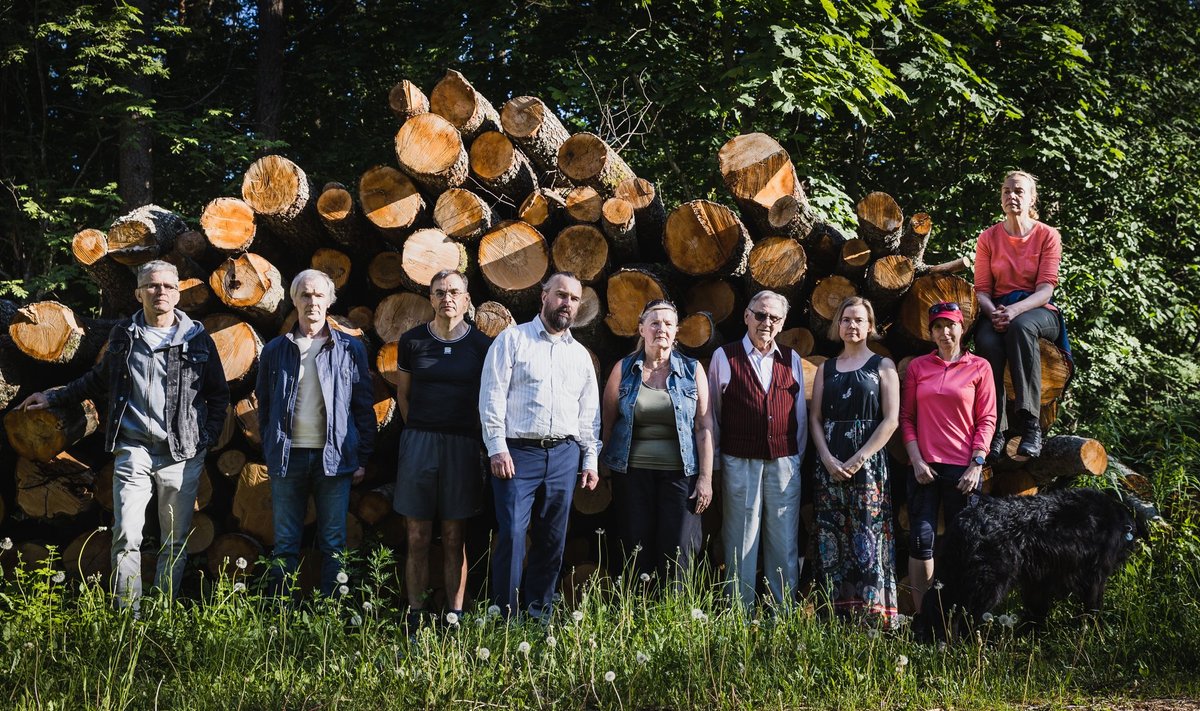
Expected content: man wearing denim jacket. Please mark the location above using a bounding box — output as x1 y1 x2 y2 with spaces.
19 260 229 607
256 269 375 597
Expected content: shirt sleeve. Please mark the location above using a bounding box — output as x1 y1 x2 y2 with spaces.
350 339 377 464
707 347 729 462
973 227 994 296
479 329 514 457
900 358 920 445
971 358 998 453
576 351 601 472
791 351 808 458
396 331 413 372
1036 225 1063 287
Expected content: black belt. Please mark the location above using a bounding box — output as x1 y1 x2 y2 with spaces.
508 436 574 449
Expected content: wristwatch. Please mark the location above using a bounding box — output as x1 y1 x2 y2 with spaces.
972 455 986 466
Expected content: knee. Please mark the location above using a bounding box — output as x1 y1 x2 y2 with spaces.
909 521 935 561
407 526 432 551
441 525 466 550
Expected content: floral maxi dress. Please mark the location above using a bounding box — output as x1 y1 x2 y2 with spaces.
814 353 899 620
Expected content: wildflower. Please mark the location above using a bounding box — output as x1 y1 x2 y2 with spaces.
866 628 880 640
96 526 108 532
475 617 486 627
933 581 944 591
51 571 65 584
269 626 278 636
336 570 349 584
445 612 459 626
350 614 362 627
639 573 651 583
546 635 557 648
636 651 650 665
517 641 531 655
571 610 584 623
603 670 616 682
1000 614 1017 628
893 614 910 627
0 537 12 551
362 601 374 612
981 612 994 623
235 557 248 570
476 647 491 661
337 584 349 596
233 582 246 592
632 544 643 553
896 655 909 668
595 528 605 535
487 604 502 617
690 607 707 621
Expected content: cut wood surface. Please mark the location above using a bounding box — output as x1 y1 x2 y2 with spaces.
809 275 858 334
186 511 217 555
358 165 426 242
517 188 566 234
200 197 257 253
866 255 915 304
240 155 322 257
473 301 514 338
207 532 264 578
677 311 720 357
600 197 637 260
558 133 635 195
373 292 435 343
388 79 429 121
179 276 215 317
664 200 752 277
746 236 807 299
777 327 815 358
202 313 264 388
565 185 603 223
234 394 261 445
1003 337 1073 406
316 183 370 251
717 132 811 238
8 301 86 364
615 177 667 259
857 191 904 257
468 130 537 204
376 340 402 387
685 278 738 324
368 251 407 292
15 452 95 519
208 253 288 328
477 220 550 311
500 95 572 180
429 69 500 141
552 224 609 284
837 238 871 279
71 228 139 316
64 528 111 581
311 247 352 290
4 390 99 462
896 274 977 342
217 449 248 479
900 212 932 262
394 112 469 194
400 228 469 292
604 266 669 337
434 188 495 241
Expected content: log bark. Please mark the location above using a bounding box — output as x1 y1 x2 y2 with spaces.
746 236 807 302
4 388 99 462
684 278 739 325
500 95 572 183
865 255 915 305
836 238 871 280
768 193 818 241
916 253 974 277
400 228 470 293
600 197 638 261
552 224 609 285
316 182 372 252
565 185 603 224
394 112 469 194
200 197 257 254
358 165 427 245
107 204 187 266
896 274 977 343
717 133 812 239
477 221 550 313
373 292 435 343
208 253 289 329
202 313 264 389
558 133 635 196
856 192 904 257
677 311 721 357
996 435 1107 486
0 348 25 411
664 200 752 277
805 221 849 275
71 229 139 316
518 188 566 236
469 130 538 206
15 452 95 518
174 230 220 268
310 247 352 291
371 372 397 431
899 212 932 262
434 188 496 242
604 266 670 337
615 177 667 261
8 301 111 367
240 155 323 257
809 275 858 337
429 69 501 141
473 301 515 338
388 79 429 121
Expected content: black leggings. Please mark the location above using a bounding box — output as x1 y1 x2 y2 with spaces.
908 462 978 561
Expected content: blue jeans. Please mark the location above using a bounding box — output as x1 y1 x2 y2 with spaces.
270 448 352 596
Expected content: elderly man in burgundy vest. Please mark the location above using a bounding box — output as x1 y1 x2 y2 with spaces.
708 290 808 612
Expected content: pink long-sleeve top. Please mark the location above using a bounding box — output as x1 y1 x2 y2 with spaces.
900 351 997 466
973 221 1062 308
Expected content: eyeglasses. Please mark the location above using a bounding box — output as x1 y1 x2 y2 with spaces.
928 302 961 316
139 282 179 292
751 310 784 325
432 289 465 300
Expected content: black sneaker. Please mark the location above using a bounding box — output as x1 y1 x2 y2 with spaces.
1016 415 1042 458
987 430 1006 462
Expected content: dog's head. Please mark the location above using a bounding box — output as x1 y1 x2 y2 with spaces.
1105 487 1157 544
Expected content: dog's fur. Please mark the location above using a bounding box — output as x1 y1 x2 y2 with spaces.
915 488 1145 641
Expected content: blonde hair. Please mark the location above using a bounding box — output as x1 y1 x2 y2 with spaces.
827 295 881 342
1003 170 1040 220
634 299 678 354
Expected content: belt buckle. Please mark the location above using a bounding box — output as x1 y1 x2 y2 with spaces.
539 437 556 449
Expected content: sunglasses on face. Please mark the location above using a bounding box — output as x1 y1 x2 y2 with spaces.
750 310 783 325
928 301 961 316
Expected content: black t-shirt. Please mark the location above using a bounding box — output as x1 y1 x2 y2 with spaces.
397 323 493 435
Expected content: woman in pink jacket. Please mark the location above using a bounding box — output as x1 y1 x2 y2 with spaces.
900 301 996 611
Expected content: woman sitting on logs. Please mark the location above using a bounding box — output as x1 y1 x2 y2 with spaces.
900 301 996 611
808 296 900 623
974 170 1065 460
601 299 714 583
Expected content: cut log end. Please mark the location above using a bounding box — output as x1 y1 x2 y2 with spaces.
388 79 429 120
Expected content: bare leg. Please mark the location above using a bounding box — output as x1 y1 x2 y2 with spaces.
909 557 934 611
441 519 468 611
405 518 433 610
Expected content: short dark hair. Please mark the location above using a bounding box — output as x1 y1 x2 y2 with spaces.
541 271 579 292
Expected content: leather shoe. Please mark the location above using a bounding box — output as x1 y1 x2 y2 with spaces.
1017 415 1042 458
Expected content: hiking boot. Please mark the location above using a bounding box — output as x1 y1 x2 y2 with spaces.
987 429 1006 462
1016 414 1042 458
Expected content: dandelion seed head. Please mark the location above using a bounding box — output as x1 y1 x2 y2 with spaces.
235 557 248 570
639 573 651 582
594 528 605 535
546 635 557 648
476 647 491 661
445 612 459 625
636 651 650 665
939 642 948 652
896 655 909 667
0 537 12 551
603 670 616 682
981 612 994 623
337 584 349 596
362 601 374 612
350 614 362 626
866 628 880 640
571 610 584 623
96 526 108 532
632 544 642 553
487 604 502 617
233 582 246 592
517 641 531 655
933 581 944 590
51 571 65 584
690 607 707 621
336 571 349 584
269 626 278 636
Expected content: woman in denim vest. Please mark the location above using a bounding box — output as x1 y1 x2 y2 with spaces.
601 299 714 582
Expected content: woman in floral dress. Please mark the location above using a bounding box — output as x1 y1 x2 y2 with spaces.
808 296 900 622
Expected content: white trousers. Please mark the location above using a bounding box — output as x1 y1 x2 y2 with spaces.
720 453 802 611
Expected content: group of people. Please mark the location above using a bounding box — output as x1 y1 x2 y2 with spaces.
18 170 1064 624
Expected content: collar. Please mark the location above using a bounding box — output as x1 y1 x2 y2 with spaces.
742 333 780 359
130 309 191 347
286 319 335 348
634 349 682 377
929 349 979 367
534 314 574 344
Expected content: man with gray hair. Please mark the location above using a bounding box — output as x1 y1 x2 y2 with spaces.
707 290 808 613
19 260 229 607
257 269 375 597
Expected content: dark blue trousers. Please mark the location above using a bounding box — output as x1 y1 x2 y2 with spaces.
490 440 580 615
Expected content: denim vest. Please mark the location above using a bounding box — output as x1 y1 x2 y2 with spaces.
601 350 699 475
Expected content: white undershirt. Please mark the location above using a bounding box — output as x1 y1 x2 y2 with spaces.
291 334 328 448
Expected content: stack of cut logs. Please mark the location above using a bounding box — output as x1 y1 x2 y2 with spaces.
0 70 1119 606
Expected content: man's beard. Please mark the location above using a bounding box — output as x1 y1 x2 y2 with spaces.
542 304 574 331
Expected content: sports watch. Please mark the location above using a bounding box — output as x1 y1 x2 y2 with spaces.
971 455 986 466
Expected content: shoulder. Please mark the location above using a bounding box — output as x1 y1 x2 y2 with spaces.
1035 222 1062 246
399 323 428 344
978 222 1004 242
262 335 289 354
469 327 494 348
877 356 898 373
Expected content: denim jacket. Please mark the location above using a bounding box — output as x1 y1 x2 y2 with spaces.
601 350 699 475
48 310 229 462
256 325 376 477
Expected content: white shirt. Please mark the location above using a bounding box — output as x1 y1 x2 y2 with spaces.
291 334 329 448
479 316 601 471
707 334 808 462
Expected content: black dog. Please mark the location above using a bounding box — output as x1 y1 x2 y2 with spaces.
915 488 1145 641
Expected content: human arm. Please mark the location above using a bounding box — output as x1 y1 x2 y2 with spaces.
394 370 412 424
806 362 847 480
576 351 601 490
600 361 622 452
706 347 728 466
792 352 808 460
24 325 119 410
843 358 900 476
349 339 377 472
690 363 714 514
200 334 229 448
899 359 934 484
479 331 515 478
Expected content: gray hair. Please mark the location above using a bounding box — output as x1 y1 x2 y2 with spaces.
136 260 179 286
542 271 579 292
747 290 790 316
289 269 338 305
430 269 468 292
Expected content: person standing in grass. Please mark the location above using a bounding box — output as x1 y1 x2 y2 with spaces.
479 272 601 619
257 269 375 598
708 290 808 613
19 260 229 607
601 298 714 583
900 301 995 611
808 296 900 624
393 269 492 629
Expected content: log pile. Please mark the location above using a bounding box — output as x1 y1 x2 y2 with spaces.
0 70 1097 603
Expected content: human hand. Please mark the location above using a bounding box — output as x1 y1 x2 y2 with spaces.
490 452 515 479
913 459 936 485
352 467 366 485
18 392 49 411
822 454 851 481
990 306 1011 332
579 469 599 491
690 476 713 514
958 464 982 494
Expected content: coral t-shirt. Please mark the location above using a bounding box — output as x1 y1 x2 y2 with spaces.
973 221 1062 301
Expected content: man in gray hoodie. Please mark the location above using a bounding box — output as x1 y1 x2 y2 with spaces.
20 260 229 606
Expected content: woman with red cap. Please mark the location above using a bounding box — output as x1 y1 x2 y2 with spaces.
900 301 996 611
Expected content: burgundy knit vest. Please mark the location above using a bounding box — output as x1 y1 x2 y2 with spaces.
719 342 800 460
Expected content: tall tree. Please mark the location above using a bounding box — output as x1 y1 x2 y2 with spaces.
256 0 285 143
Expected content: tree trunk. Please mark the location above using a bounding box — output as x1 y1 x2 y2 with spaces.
500 95 572 184
604 266 670 337
1002 337 1073 430
241 155 323 260
896 274 977 343
174 229 220 269
234 393 261 445
805 222 849 275
565 186 603 224
373 292 435 343
400 228 470 293
217 449 248 479
856 192 904 257
178 277 215 317
477 220 550 313
468 130 538 206
836 238 871 280
209 253 289 329
768 193 818 241
434 188 495 242
746 236 807 302
664 200 752 277
517 188 566 236
900 212 932 262
388 79 429 121
394 113 469 194
202 313 264 389
107 204 187 266
200 197 258 254
865 255 915 306
552 224 609 285
375 340 402 387
70 229 139 316
316 183 372 252
777 327 815 358
15 452 95 518
367 251 406 293
3 388 99 462
717 132 811 239
808 275 858 337
600 197 638 261
615 177 667 262
8 301 111 367
473 301 515 338
310 247 352 291
429 69 501 141
118 0 153 209
255 0 285 143
558 133 635 196
358 165 427 245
